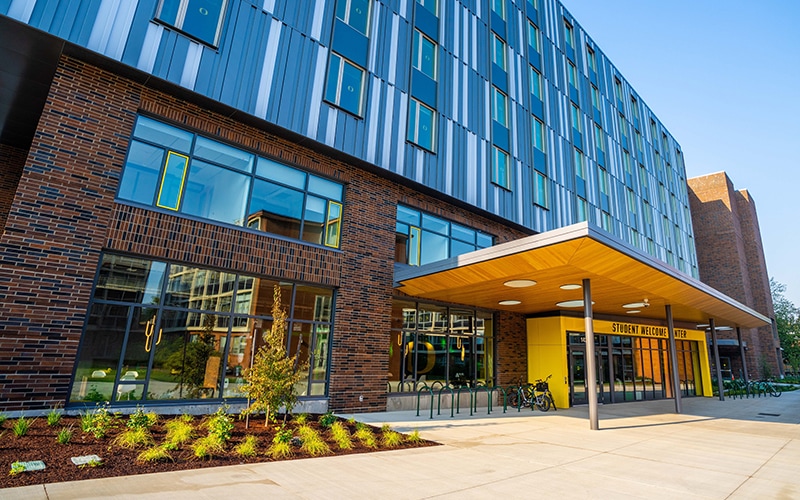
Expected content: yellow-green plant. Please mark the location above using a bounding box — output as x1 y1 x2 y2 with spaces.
126 406 158 430
267 426 294 459
298 425 330 456
137 445 174 463
113 427 153 449
354 425 377 448
241 285 307 425
329 421 352 450
9 462 25 476
12 417 34 437
192 435 224 460
56 426 74 445
405 429 422 444
319 411 337 428
234 435 259 457
293 413 309 425
81 403 117 439
164 417 195 448
381 429 403 448
46 407 63 427
204 406 234 443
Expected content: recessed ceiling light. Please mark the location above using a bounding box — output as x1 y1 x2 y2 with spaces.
498 300 521 306
626 310 641 314
623 302 648 309
504 279 537 288
560 284 582 290
556 300 594 308
697 324 709 328
715 326 733 331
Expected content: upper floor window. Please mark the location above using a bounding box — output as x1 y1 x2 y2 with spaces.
325 53 365 116
614 77 623 102
492 34 507 71
649 119 658 145
591 85 600 110
412 30 437 80
395 205 493 266
568 62 578 88
408 99 436 151
491 0 505 20
571 104 582 133
532 117 546 152
618 112 628 139
155 0 227 46
527 22 540 53
573 148 585 180
530 66 542 99
527 0 538 7
563 20 574 50
587 46 597 72
492 87 508 127
416 0 438 16
336 0 371 35
599 168 610 196
118 115 344 248
594 124 604 152
630 96 640 122
492 146 511 189
534 172 549 208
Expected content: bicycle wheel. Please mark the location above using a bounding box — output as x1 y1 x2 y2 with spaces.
534 394 551 412
769 384 782 397
547 392 557 411
507 389 520 408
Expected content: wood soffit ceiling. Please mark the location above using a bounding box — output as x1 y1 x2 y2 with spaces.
395 223 770 329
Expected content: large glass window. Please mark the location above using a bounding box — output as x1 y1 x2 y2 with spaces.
416 0 438 16
568 62 577 88
571 104 582 133
587 46 597 72
491 0 504 19
395 205 493 266
533 117 546 153
407 99 436 151
388 300 494 392
117 115 345 248
155 0 227 46
527 22 540 54
530 66 542 100
335 0 371 35
70 255 334 403
534 172 549 208
563 20 574 50
492 34 506 71
492 87 508 127
325 53 365 116
492 146 510 189
412 30 437 80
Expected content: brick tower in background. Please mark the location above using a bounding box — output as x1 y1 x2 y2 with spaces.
688 172 782 380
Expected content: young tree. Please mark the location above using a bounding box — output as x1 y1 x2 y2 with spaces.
241 285 307 425
770 278 800 375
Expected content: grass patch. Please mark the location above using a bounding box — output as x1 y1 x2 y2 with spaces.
113 427 153 449
329 421 352 450
56 426 74 445
137 445 174 463
12 417 35 437
234 435 259 457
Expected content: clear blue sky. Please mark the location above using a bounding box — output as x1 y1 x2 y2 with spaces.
561 0 800 308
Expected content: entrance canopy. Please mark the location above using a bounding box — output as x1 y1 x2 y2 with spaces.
395 223 769 329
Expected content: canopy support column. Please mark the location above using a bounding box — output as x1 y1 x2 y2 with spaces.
737 327 749 382
583 278 599 430
710 318 724 401
666 305 682 413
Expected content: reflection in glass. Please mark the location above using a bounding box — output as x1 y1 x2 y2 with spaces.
94 255 166 304
248 179 303 239
118 141 163 205
301 196 326 245
70 304 130 402
182 160 249 225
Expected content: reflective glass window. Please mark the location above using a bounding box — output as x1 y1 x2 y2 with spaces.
155 0 227 46
248 179 304 239
335 0 371 35
181 160 249 225
118 142 163 205
194 136 254 173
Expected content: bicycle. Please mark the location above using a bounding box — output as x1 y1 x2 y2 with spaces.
507 375 555 411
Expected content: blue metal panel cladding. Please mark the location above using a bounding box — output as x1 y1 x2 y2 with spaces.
1 0 699 275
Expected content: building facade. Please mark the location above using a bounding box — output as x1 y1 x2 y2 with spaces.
0 0 766 415
688 172 782 380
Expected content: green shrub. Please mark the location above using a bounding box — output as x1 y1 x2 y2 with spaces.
234 435 259 457
329 421 352 450
127 406 158 430
319 411 337 428
0 414 7 427
298 425 330 456
266 440 292 459
405 429 422 444
293 413 309 425
354 425 377 448
137 445 174 463
81 403 118 439
192 435 224 460
9 462 25 476
273 425 293 444
165 417 195 448
113 427 153 449
205 406 234 443
381 430 403 448
12 417 34 437
46 408 63 427
56 426 73 445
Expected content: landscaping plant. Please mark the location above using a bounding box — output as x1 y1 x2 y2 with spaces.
234 435 259 457
12 417 34 437
46 407 63 427
329 421 353 450
266 426 294 459
297 425 331 456
137 445 174 463
241 285 307 425
56 426 73 445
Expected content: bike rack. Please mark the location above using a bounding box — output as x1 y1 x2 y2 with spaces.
437 386 455 418
491 386 508 413
415 384 434 419
474 384 491 414
456 386 474 416
506 385 521 412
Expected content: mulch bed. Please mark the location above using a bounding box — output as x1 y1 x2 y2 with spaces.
0 413 437 488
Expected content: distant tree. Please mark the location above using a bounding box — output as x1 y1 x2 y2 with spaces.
770 278 800 374
241 285 307 425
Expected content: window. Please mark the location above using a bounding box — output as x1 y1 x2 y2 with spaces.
639 164 649 193
571 104 582 133
568 62 577 88
335 0 371 35
563 20 574 50
395 206 493 266
408 99 436 151
325 53 365 116
416 0 437 16
626 188 637 217
650 119 658 145
576 197 587 222
532 117 546 152
534 172 549 208
530 67 542 99
587 46 597 72
118 115 345 248
492 34 507 71
492 146 510 189
594 124 604 153
614 77 623 102
618 113 627 140
623 150 632 178
491 0 505 19
528 22 540 54
412 30 437 80
492 87 508 127
600 211 612 231
155 0 227 46
527 0 538 7
630 96 640 122
599 168 610 196
591 85 600 110
635 130 643 152
662 133 670 154
574 148 585 180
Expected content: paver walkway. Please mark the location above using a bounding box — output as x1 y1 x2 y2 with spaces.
5 391 800 499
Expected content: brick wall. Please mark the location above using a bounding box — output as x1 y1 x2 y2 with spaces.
0 144 28 233
687 172 780 379
0 55 529 412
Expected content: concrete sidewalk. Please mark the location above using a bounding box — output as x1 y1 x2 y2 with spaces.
6 392 800 499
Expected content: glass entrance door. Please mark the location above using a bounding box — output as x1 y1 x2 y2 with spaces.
569 347 586 405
